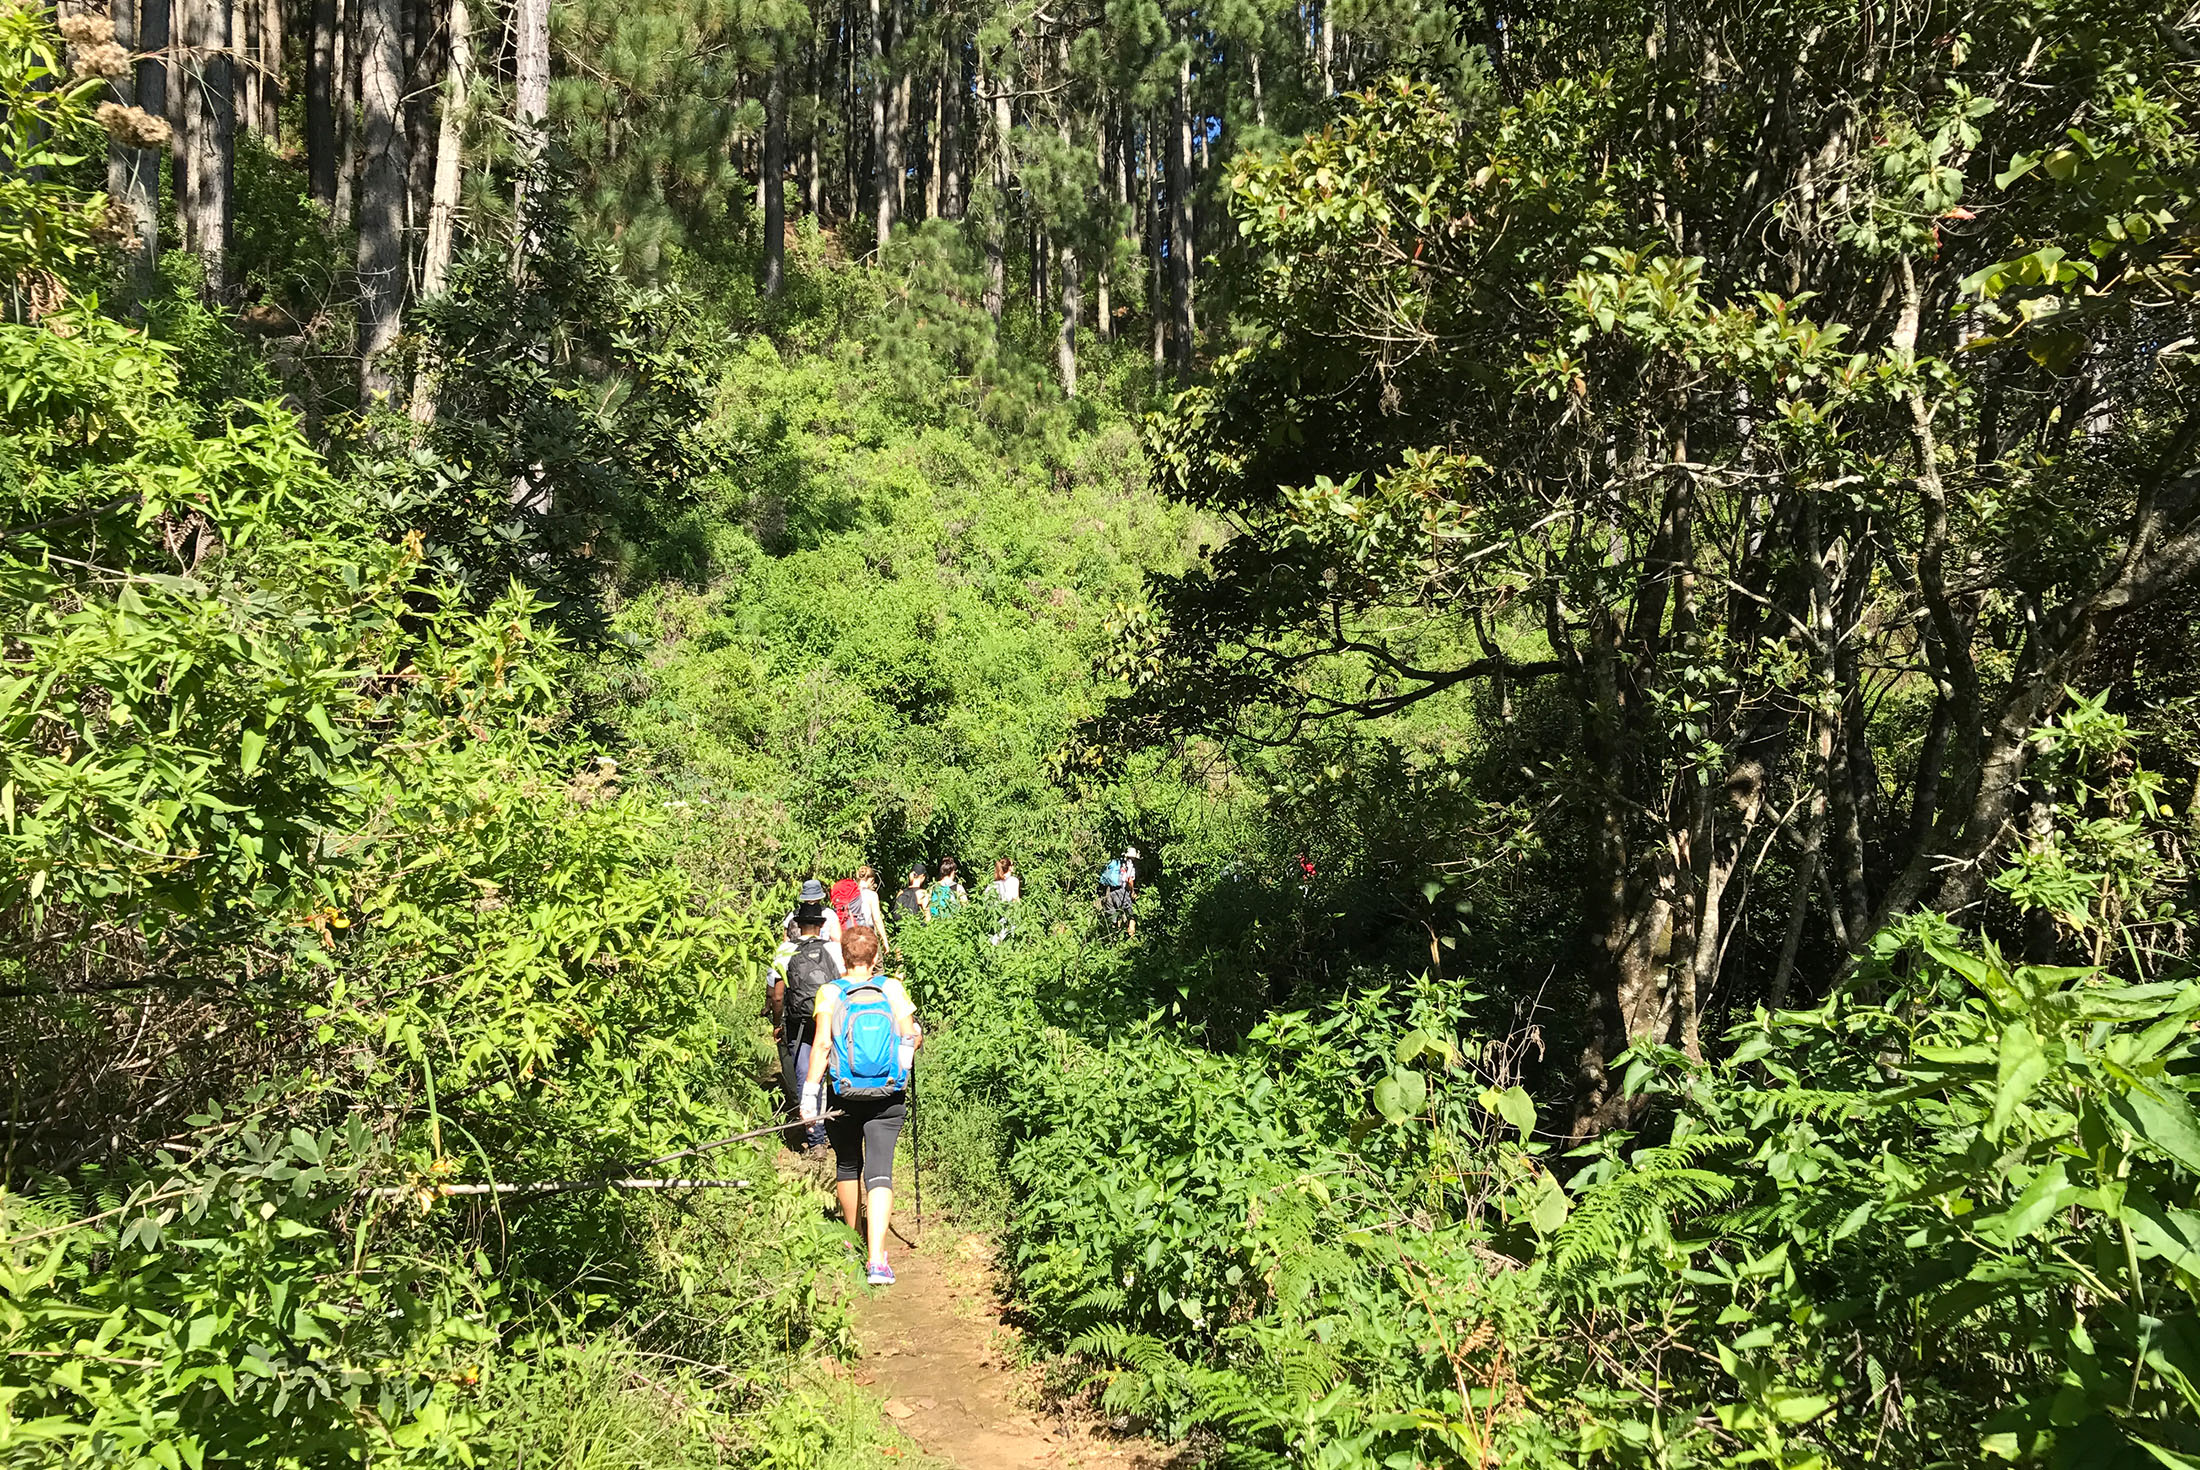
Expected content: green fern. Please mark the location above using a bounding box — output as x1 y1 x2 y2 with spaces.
1553 1133 1745 1280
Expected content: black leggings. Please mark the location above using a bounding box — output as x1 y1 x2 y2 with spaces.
826 1092 906 1191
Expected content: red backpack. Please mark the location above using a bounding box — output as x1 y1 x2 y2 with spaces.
830 877 863 934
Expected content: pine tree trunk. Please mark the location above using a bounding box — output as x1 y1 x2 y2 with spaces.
981 56 1006 319
922 66 942 220
803 14 821 217
1057 239 1078 397
890 47 909 224
868 0 889 252
762 62 787 297
258 0 280 136
409 0 468 423
1146 118 1163 382
938 35 961 219
181 0 234 298
417 0 467 298
512 0 549 243
1250 50 1263 127
1168 53 1194 376
404 0 441 265
334 0 357 223
307 0 336 208
1319 1 1334 95
356 0 407 402
111 0 165 303
1093 120 1111 342
236 0 258 137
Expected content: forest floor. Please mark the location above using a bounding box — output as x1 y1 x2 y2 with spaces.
779 1147 1185 1470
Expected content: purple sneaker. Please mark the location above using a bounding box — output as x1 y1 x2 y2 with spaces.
866 1261 895 1286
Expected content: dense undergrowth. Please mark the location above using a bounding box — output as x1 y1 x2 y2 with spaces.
10 0 2200 1465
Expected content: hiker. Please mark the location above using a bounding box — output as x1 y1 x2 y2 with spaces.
799 924 921 1285
829 872 864 939
854 864 888 935
894 866 929 923
927 857 967 918
770 895 841 1153
989 857 1020 904
1099 845 1139 937
785 877 844 956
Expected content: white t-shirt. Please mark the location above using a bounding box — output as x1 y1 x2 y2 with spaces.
991 874 1021 902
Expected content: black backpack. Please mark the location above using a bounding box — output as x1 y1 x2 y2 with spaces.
782 937 840 1025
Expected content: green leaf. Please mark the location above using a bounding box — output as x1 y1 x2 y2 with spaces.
1991 1021 2050 1138
2117 1080 2200 1174
1976 1160 2076 1246
238 726 266 777
1495 1085 1537 1142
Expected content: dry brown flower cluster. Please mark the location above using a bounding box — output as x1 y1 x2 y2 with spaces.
59 13 129 79
96 101 170 149
56 12 115 44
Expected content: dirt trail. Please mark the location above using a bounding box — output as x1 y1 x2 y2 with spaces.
848 1224 1186 1470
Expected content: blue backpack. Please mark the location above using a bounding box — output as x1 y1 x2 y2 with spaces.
829 981 909 1098
1101 858 1124 888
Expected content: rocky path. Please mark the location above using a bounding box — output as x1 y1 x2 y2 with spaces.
848 1224 1186 1470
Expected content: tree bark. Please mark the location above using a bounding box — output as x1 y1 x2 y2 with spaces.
111 0 165 303
416 0 468 299
868 0 890 252
355 0 407 403
1319 1 1334 95
334 0 357 222
307 0 336 209
1146 118 1164 382
1093 121 1111 341
938 33 962 219
258 0 280 136
511 0 549 242
404 0 441 265
761 61 787 298
1168 51 1195 376
235 0 257 137
922 62 942 220
1057 239 1078 396
180 0 234 298
980 55 1007 319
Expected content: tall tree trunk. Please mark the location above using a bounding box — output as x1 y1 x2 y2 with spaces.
355 0 407 403
409 0 469 423
868 0 890 252
235 0 257 137
181 0 233 299
938 34 961 219
404 0 441 270
258 0 280 136
111 0 165 304
307 0 337 208
1168 54 1194 375
1093 121 1111 341
1146 118 1163 382
761 61 787 298
922 63 942 220
980 55 1006 319
1250 50 1264 126
511 0 548 248
891 65 910 222
1319 1 1334 95
417 0 468 298
803 11 822 216
1057 238 1078 396
334 0 356 222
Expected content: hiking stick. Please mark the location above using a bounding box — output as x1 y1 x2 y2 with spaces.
910 1050 923 1228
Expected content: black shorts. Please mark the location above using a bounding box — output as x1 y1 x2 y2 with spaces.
826 1092 906 1191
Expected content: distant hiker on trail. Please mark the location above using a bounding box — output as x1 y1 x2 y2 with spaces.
785 876 843 953
895 867 929 923
799 924 920 1286
988 858 1020 944
1099 846 1139 938
830 874 863 938
770 892 841 1154
928 857 967 918
854 864 888 935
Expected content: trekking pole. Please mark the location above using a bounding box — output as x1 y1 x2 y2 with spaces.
910 1050 923 1228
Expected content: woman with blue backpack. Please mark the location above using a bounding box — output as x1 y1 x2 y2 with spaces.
798 924 921 1285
